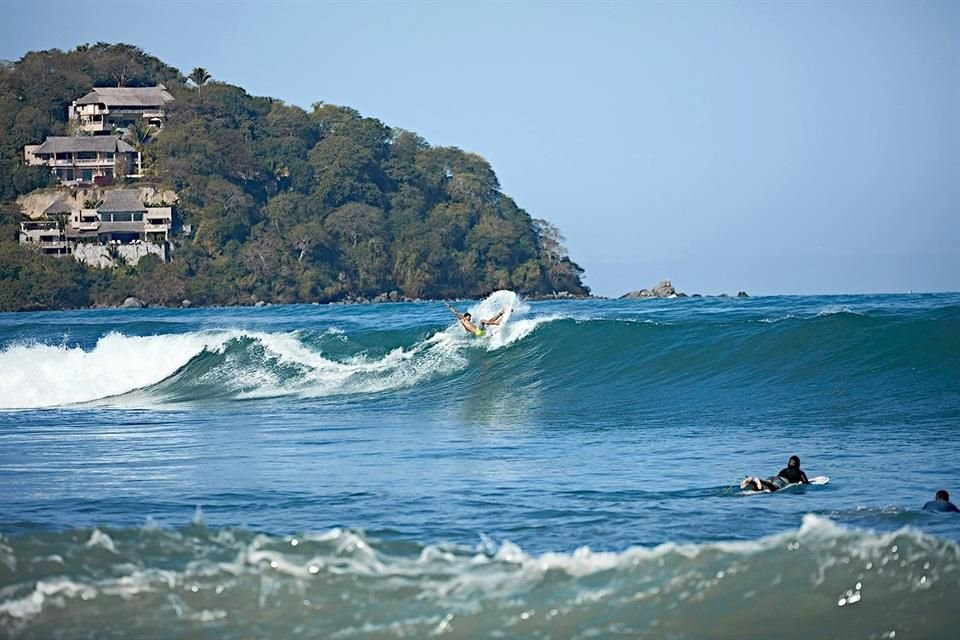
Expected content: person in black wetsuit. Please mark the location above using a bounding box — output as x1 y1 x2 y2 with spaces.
777 455 810 485
922 490 959 513
741 455 810 492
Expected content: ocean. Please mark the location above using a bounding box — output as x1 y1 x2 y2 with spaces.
1 291 958 638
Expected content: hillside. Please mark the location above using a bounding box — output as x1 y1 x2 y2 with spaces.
0 43 588 311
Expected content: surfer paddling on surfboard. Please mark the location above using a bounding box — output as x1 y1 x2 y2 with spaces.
447 304 508 337
741 455 811 492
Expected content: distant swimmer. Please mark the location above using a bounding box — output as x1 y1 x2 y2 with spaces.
447 304 508 337
741 455 811 492
922 489 960 513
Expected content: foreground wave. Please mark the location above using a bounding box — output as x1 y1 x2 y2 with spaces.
1 516 956 639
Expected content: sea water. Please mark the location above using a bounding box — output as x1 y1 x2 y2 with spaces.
1 292 958 638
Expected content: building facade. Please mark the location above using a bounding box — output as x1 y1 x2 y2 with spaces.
68 85 176 134
19 190 173 263
24 136 141 184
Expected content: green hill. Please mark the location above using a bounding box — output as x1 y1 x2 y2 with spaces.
0 43 588 311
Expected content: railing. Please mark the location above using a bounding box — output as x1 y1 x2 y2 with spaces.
109 108 167 116
52 159 112 167
144 223 170 233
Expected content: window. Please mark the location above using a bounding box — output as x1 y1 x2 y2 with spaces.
133 213 144 222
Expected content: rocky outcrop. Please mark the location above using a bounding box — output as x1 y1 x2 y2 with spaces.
121 296 144 308
620 280 749 299
73 242 166 268
621 280 677 299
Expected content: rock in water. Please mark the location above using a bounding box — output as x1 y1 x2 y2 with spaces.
651 280 676 297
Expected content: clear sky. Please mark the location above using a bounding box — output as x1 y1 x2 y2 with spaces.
3 0 957 297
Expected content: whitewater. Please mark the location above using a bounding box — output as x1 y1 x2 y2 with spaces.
2 292 959 638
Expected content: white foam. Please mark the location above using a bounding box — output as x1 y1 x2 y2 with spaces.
0 579 97 620
85 529 117 553
0 331 240 409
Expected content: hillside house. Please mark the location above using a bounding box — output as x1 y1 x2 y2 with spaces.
23 136 141 184
20 190 173 263
68 85 175 134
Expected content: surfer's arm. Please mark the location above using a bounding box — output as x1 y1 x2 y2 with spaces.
446 304 463 320
800 470 810 484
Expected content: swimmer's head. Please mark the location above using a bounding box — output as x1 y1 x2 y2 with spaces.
788 455 800 468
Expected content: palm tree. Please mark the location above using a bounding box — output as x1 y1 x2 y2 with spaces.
124 118 153 149
188 67 212 91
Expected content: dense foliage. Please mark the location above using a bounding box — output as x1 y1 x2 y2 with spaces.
0 44 588 310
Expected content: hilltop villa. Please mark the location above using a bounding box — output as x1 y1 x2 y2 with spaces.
68 85 175 134
23 136 141 184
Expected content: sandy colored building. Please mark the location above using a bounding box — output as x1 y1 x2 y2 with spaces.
23 136 141 184
68 85 175 134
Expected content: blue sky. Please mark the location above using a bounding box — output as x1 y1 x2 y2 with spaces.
3 0 957 296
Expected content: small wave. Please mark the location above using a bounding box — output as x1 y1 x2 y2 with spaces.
1 516 957 637
816 306 865 317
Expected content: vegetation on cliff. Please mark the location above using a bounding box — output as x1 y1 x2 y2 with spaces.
0 44 588 311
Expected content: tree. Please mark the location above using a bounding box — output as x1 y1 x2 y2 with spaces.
124 117 154 149
188 67 211 91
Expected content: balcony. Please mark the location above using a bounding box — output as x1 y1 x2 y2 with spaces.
78 122 113 133
51 159 115 169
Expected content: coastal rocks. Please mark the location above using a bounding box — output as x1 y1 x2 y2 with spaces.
121 296 145 309
620 280 749 299
621 280 676 299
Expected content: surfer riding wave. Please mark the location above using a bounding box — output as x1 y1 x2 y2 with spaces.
447 303 508 337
